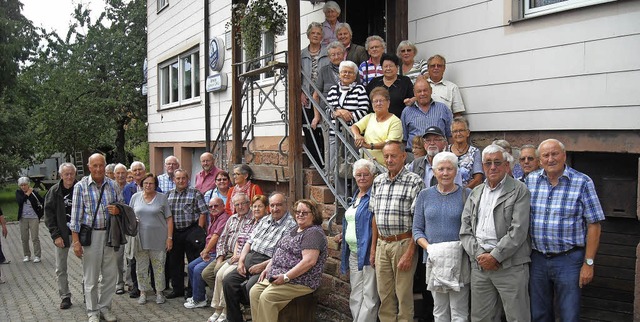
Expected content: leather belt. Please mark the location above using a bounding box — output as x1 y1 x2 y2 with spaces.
379 231 412 242
534 247 583 258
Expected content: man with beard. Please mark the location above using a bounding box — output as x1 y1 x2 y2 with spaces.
408 126 463 187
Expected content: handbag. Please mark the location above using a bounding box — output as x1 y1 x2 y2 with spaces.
185 223 207 250
79 184 106 246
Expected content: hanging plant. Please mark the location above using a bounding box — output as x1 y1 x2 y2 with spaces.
228 0 287 61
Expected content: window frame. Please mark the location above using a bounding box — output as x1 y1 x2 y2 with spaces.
157 0 168 13
513 0 618 21
158 47 201 110
242 31 277 85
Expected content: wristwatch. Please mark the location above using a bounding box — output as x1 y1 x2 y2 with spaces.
370 143 374 149
584 258 594 266
283 274 290 283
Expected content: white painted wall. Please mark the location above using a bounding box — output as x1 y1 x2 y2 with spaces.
409 0 640 131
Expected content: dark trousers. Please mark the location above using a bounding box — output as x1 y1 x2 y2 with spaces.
302 106 324 167
223 251 270 322
168 227 202 294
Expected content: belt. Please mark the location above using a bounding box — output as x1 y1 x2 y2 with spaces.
93 227 107 231
379 231 412 242
534 247 583 258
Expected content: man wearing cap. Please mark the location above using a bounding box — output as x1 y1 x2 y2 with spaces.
401 78 453 152
408 126 463 187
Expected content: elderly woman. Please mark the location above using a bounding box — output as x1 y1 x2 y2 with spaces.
321 1 341 46
16 177 44 263
204 170 231 205
339 159 379 322
301 22 329 167
313 41 345 103
351 87 402 165
205 193 260 321
413 152 471 321
397 40 427 83
359 35 386 86
366 53 414 119
250 199 328 322
225 164 263 215
449 117 483 189
336 23 368 66
129 173 173 305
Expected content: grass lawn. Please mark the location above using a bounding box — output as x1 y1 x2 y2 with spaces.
0 184 49 222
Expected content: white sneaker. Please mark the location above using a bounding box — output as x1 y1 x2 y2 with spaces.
138 292 147 305
33 257 41 263
100 310 117 322
23 256 30 262
156 293 166 304
208 312 221 322
216 313 227 322
183 298 207 309
88 314 100 322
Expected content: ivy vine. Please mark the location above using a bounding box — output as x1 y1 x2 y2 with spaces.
228 0 287 61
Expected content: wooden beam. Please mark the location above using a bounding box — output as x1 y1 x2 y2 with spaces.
287 0 303 201
386 0 408 51
231 0 246 164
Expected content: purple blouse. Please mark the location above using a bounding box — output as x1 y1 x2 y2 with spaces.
268 225 327 290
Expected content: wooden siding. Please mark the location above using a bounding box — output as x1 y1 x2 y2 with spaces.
408 0 640 132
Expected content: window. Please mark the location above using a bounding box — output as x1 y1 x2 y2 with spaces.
518 0 617 19
157 0 168 12
243 32 276 81
159 49 200 108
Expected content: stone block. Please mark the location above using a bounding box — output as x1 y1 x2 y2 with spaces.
303 168 325 185
310 185 334 203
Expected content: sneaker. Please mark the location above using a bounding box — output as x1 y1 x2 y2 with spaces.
88 314 100 322
60 297 72 309
0 260 10 264
216 313 227 322
207 312 221 322
156 293 166 304
184 298 207 309
100 309 117 322
33 257 41 263
138 292 147 305
129 288 140 298
23 256 30 262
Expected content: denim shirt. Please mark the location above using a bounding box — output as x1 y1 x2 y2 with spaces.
340 187 374 274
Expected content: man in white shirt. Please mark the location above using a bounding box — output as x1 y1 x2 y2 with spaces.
427 54 466 117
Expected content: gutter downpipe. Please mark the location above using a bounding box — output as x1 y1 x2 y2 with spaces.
204 0 211 151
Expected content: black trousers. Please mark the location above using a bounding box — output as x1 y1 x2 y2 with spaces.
302 106 324 167
168 226 202 294
223 251 270 322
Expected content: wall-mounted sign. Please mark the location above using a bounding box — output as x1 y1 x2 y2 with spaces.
209 37 225 72
206 72 228 92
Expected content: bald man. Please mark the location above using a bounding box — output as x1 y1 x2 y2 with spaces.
195 152 220 194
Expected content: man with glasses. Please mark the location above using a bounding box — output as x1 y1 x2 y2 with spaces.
222 192 297 322
158 156 180 193
401 78 453 154
166 169 209 299
426 54 466 117
460 144 532 321
408 126 462 187
517 145 540 182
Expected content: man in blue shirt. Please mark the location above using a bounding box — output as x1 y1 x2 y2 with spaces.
526 139 605 322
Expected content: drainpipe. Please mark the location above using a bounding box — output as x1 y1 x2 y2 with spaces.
204 0 211 151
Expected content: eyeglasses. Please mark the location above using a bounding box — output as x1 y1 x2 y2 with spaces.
429 64 444 68
165 163 179 166
232 173 244 176
216 178 228 182
483 161 505 167
209 204 223 208
354 173 372 178
400 48 413 53
340 70 355 75
233 201 249 207
369 45 382 50
372 99 387 105
142 182 155 186
424 139 444 144
294 211 312 217
520 156 535 162
452 130 468 134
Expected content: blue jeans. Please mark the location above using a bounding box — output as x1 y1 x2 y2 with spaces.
188 254 215 302
530 248 584 322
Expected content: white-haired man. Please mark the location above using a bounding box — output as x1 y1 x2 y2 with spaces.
157 156 179 193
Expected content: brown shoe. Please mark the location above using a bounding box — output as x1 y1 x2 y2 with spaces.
60 297 72 309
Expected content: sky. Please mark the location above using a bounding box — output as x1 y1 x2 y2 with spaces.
21 0 106 37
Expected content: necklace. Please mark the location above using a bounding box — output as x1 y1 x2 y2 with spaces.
453 143 469 155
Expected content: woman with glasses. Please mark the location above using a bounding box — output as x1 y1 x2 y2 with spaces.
413 152 471 321
449 116 483 189
337 159 380 322
351 87 403 166
204 171 231 205
397 40 427 84
225 164 263 215
366 53 414 119
250 199 328 322
129 173 173 305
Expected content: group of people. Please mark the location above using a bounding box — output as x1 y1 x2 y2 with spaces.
336 135 603 322
39 151 327 322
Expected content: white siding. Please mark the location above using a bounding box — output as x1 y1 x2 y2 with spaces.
409 0 640 131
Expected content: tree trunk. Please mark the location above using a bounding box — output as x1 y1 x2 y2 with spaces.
114 117 127 164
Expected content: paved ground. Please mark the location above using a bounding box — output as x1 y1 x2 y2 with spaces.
0 222 216 322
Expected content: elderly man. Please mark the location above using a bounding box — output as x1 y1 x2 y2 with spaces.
123 161 146 204
158 156 180 193
113 164 128 191
526 139 605 322
112 163 128 293
222 192 297 322
105 164 116 180
122 161 147 297
369 141 424 322
401 78 453 151
517 144 539 182
336 23 367 66
459 144 532 321
70 153 122 322
44 162 78 309
408 126 463 187
166 169 209 299
195 152 220 194
426 54 466 117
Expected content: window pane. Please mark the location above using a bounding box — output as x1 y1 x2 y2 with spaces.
161 66 169 105
171 61 179 103
530 0 566 7
193 52 200 97
263 32 275 78
182 56 192 100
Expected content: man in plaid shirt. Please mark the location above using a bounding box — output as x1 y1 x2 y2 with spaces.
526 139 605 322
369 141 424 322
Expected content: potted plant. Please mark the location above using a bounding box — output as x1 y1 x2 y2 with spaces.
229 0 287 63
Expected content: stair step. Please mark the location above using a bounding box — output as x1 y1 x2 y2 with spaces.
303 168 325 185
309 185 335 204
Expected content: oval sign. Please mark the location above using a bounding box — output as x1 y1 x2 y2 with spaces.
209 37 225 72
